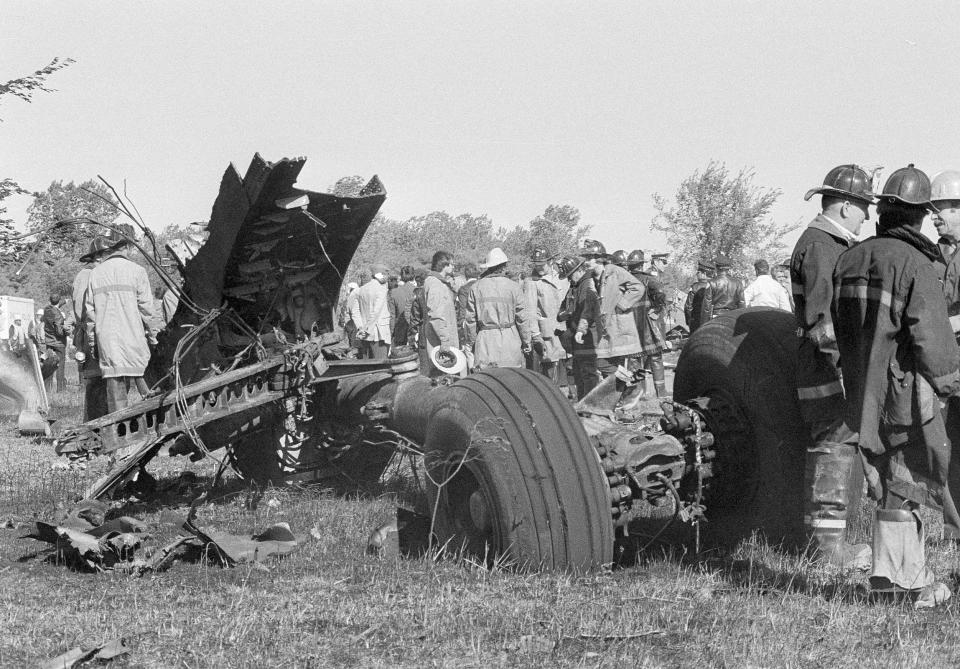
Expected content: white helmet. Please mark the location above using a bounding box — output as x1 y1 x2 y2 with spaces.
931 170 960 203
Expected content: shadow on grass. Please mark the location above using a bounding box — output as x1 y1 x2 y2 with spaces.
615 528 878 606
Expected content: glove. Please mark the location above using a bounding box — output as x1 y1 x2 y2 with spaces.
574 331 585 345
532 338 545 356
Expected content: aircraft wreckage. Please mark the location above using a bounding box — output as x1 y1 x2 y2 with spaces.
54 154 810 570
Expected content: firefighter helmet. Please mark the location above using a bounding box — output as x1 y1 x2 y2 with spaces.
579 239 607 258
610 250 627 267
876 164 931 207
803 164 875 204
530 247 555 263
626 249 645 269
557 255 586 279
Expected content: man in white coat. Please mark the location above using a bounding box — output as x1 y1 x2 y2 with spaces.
351 264 391 359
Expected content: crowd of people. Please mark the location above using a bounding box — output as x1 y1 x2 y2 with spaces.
785 163 960 607
22 160 960 607
338 243 680 403
337 162 960 607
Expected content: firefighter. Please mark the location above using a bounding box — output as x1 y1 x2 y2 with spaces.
74 236 112 420
699 255 744 323
464 247 535 369
557 255 599 397
834 164 958 605
579 239 644 380
792 164 874 568
83 225 156 413
626 249 668 397
929 170 960 543
684 258 715 333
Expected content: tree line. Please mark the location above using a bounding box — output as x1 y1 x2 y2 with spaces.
1 59 800 305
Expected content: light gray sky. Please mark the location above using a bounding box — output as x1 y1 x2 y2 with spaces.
1 1 956 253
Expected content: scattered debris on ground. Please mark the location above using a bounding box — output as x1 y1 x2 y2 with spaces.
20 499 300 573
39 638 130 669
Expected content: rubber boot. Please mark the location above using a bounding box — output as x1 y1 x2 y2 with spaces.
649 354 667 398
869 508 949 607
803 441 871 569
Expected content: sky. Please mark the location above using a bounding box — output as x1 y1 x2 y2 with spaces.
1 1 958 256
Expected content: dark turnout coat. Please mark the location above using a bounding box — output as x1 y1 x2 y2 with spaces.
790 215 855 423
833 226 960 507
631 270 666 356
559 273 600 358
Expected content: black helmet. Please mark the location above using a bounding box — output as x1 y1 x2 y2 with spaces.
579 238 607 258
557 255 586 279
610 250 627 267
626 249 645 268
803 164 875 204
530 247 555 263
876 164 932 207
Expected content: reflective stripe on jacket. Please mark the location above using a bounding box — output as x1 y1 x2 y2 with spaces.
833 226 960 505
790 216 854 421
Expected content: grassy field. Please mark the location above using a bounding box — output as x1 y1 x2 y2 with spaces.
3 383 960 667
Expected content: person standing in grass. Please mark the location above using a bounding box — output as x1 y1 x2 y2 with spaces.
42 293 69 392
833 165 957 606
579 239 644 382
83 226 156 413
73 236 112 420
792 164 874 570
627 249 668 398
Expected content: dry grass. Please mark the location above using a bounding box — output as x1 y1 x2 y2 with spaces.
2 383 960 667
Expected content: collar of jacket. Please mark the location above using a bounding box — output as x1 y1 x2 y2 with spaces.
809 213 857 245
878 225 942 261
